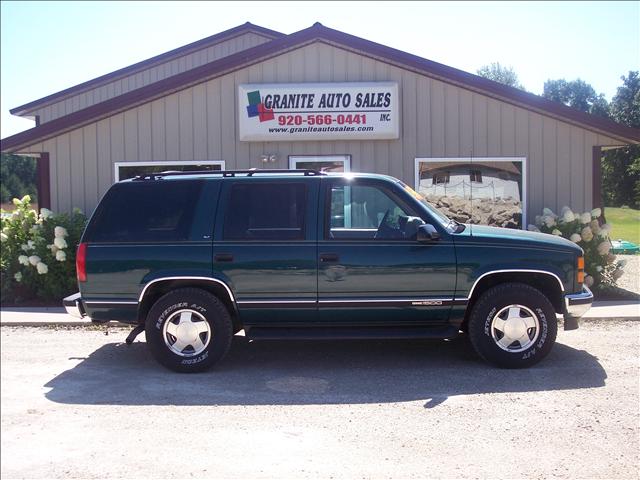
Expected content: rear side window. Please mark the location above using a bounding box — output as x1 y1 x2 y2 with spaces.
86 180 203 243
223 183 306 241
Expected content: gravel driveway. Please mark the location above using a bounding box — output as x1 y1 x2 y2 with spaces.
1 322 639 479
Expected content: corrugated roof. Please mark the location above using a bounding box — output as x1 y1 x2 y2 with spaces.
2 22 638 152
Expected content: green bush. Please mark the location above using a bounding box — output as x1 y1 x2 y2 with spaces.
528 206 625 288
1 196 87 304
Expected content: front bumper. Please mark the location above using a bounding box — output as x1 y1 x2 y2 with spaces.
63 292 86 319
563 285 593 330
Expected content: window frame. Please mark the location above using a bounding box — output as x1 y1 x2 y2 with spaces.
288 155 351 173
221 181 309 242
114 160 225 182
414 157 527 229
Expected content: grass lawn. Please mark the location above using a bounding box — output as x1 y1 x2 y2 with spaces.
605 207 640 244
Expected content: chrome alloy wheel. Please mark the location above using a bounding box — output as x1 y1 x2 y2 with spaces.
162 309 211 357
490 304 540 352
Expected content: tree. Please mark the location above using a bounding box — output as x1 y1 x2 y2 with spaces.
542 78 610 118
602 71 640 209
0 154 38 205
477 62 525 90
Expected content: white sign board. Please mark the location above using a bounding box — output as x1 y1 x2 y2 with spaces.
238 82 399 141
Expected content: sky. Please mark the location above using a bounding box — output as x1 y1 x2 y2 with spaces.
1 1 638 139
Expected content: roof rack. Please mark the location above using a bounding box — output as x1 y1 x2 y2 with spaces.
132 168 327 181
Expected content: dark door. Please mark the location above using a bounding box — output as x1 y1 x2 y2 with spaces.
317 178 457 325
213 178 319 326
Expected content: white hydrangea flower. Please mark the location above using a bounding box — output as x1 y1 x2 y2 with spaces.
570 233 581 243
560 206 572 216
597 241 610 256
29 224 41 234
53 237 67 249
36 262 48 274
0 232 7 243
596 265 603 272
581 226 593 242
542 208 555 217
591 208 601 218
562 210 576 223
39 208 53 220
584 275 594 287
28 255 41 266
589 220 600 235
552 229 562 236
21 240 35 252
54 226 68 238
55 250 66 262
600 223 612 234
527 224 540 232
18 255 29 266
580 212 591 224
543 216 556 228
534 215 543 227
14 271 22 282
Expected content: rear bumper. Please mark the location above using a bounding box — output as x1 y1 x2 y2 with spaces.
63 292 86 319
563 286 593 330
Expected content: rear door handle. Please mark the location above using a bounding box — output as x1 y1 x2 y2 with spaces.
319 253 339 263
214 253 234 262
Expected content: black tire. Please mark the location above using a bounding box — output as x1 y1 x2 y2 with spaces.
145 288 233 373
468 283 557 368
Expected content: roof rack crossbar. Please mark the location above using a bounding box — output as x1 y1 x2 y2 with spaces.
131 168 326 181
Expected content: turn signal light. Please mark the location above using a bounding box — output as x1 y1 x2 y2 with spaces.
577 256 585 284
76 242 87 282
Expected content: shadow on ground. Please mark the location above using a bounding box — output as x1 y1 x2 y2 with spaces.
44 336 606 407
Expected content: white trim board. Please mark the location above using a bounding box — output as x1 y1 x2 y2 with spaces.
289 155 351 172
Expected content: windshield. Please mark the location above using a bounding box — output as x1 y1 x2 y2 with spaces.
397 181 457 230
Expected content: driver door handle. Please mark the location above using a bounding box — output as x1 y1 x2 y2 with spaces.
319 253 339 263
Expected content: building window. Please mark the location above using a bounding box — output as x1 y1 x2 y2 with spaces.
289 155 351 173
469 169 482 183
114 161 225 182
415 157 526 229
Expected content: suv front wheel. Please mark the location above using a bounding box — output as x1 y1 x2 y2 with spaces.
468 283 558 368
145 288 233 372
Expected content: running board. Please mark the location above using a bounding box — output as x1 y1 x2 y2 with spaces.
245 325 459 341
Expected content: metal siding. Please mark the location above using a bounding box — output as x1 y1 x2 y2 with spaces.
192 83 208 160
151 98 167 161
178 89 194 160
96 119 112 195
556 122 572 209
82 124 98 212
528 113 544 218
123 109 138 161
138 103 152 161
55 134 71 213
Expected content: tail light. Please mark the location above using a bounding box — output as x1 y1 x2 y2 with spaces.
576 256 585 284
76 242 87 282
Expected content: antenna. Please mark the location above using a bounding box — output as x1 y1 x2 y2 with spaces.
469 148 473 236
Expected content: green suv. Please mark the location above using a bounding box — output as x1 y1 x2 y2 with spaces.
64 169 593 372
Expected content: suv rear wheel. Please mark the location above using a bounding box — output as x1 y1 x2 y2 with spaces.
468 283 557 368
145 288 233 372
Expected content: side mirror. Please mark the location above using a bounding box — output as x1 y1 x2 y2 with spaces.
417 224 440 243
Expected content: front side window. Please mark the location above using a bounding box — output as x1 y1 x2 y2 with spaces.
328 183 423 241
223 183 306 241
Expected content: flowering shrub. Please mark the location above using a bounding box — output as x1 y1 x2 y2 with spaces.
1 196 87 303
528 206 624 288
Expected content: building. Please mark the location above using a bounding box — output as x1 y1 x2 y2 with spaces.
2 22 639 228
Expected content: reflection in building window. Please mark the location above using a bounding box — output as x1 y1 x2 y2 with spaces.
416 158 525 229
432 171 450 185
469 169 482 183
